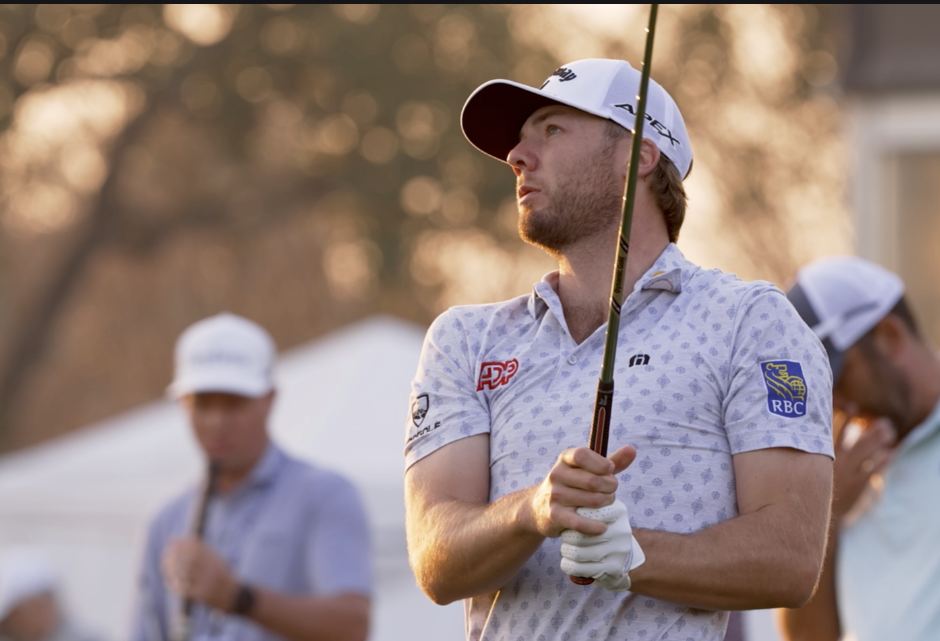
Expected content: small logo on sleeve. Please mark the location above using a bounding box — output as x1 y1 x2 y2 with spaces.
477 359 519 391
761 360 807 418
407 393 440 444
411 393 429 427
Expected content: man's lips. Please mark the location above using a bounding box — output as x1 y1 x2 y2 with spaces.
517 185 539 203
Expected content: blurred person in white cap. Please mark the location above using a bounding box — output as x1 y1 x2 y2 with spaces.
403 58 834 641
128 313 371 641
780 257 940 641
0 548 102 641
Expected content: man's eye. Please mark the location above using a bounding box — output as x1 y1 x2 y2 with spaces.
546 124 560 135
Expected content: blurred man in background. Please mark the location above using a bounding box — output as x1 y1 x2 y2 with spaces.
0 547 102 641
129 313 371 641
781 257 940 641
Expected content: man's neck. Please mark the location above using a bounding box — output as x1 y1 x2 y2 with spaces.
212 446 269 495
554 226 669 344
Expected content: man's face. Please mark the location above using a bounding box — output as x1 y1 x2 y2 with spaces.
507 105 628 255
181 391 273 476
834 339 911 432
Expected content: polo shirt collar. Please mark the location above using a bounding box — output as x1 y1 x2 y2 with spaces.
527 243 694 317
242 442 284 490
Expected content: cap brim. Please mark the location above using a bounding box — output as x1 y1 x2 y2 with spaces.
461 79 608 163
167 371 271 400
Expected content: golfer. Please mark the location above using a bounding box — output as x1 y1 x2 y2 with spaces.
129 313 371 641
781 257 940 641
404 58 834 640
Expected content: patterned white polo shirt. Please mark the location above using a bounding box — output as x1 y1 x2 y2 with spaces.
405 243 834 641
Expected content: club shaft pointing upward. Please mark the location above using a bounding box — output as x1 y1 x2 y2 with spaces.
572 3 658 587
588 3 659 458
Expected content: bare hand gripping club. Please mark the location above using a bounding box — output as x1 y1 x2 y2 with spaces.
174 462 218 641
570 3 659 586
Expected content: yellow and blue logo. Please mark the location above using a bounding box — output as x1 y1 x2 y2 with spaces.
761 360 807 418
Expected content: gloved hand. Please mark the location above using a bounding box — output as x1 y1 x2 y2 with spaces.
559 500 645 591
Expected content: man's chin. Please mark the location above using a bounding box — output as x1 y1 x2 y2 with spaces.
518 216 567 254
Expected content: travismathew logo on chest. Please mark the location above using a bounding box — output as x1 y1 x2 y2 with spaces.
477 358 519 391
761 360 808 418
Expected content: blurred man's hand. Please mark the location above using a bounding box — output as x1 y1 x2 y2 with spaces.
161 537 239 612
832 412 895 520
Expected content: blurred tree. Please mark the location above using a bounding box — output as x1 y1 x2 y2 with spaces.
0 5 847 451
0 4 557 449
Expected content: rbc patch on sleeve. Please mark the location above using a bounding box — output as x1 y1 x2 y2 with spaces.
761 360 808 418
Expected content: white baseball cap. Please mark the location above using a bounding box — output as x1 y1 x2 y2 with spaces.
168 313 276 399
786 256 904 379
0 547 57 621
461 58 693 178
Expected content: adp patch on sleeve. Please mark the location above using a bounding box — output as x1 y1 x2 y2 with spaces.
760 360 808 418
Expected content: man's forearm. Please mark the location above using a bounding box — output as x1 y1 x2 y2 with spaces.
247 590 369 641
629 509 816 610
406 487 546 605
776 521 841 641
629 449 832 611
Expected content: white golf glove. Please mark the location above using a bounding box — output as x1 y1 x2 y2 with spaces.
559 500 645 591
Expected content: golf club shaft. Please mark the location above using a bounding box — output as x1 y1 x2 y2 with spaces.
571 3 659 586
176 462 218 641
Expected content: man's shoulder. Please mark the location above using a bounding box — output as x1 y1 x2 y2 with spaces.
276 452 364 506
430 293 533 333
684 266 790 312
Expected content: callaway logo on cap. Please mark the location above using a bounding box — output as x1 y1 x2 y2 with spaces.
461 58 693 179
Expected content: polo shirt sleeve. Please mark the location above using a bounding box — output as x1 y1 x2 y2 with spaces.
404 308 491 470
306 473 372 596
722 285 835 458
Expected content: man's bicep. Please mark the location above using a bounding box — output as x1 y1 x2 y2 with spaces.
405 433 491 514
734 447 832 517
734 447 833 603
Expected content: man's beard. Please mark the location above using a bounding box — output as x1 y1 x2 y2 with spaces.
857 340 914 433
517 142 623 256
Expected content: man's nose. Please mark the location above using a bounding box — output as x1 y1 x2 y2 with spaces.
203 407 229 433
507 138 536 174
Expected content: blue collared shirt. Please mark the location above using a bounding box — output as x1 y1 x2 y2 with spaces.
130 444 372 641
838 398 940 641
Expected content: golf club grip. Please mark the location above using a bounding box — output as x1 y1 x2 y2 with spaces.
589 380 614 457
178 464 217 641
568 380 615 586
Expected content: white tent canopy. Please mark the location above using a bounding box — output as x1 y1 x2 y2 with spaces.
0 315 463 641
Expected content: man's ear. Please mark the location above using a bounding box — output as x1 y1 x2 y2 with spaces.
616 137 659 181
634 139 660 179
871 315 907 360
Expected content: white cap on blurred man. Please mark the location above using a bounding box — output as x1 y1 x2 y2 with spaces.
0 547 57 622
168 313 276 399
786 256 905 378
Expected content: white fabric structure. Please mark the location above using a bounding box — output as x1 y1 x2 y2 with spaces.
0 315 463 641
